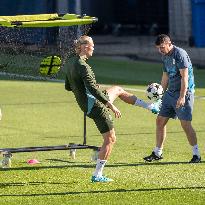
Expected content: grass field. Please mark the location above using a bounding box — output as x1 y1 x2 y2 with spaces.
0 57 205 205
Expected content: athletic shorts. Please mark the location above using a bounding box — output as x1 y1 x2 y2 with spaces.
159 90 194 121
87 101 114 134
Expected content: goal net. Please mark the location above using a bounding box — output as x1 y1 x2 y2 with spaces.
0 13 97 81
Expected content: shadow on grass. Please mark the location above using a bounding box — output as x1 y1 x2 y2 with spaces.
0 181 72 188
88 129 205 137
0 160 204 172
0 186 205 197
111 161 205 167
1 101 73 106
45 158 77 163
0 163 94 171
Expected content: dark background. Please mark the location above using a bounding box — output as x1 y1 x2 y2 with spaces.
0 0 169 35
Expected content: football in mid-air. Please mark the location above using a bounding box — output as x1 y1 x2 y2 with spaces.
146 83 163 101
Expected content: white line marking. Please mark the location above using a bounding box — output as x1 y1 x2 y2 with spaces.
0 72 64 82
0 72 204 100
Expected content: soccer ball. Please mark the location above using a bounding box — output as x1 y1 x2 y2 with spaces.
39 55 61 76
146 83 163 101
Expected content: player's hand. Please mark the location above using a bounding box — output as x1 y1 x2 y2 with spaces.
176 96 185 108
112 105 122 118
106 101 121 118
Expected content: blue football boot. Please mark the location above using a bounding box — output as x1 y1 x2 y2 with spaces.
150 99 162 114
91 175 114 183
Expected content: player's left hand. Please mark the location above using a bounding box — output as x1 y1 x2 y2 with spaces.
176 96 185 109
106 101 121 118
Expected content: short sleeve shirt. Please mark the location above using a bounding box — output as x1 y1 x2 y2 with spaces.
162 46 195 93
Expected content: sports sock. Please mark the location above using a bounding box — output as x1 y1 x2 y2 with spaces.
154 147 163 157
192 144 200 157
134 99 152 110
93 159 107 177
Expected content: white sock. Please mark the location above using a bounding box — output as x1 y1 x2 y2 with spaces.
134 99 152 110
154 147 163 157
192 144 200 157
93 159 107 178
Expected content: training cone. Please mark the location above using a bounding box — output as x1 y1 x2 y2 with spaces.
27 159 40 165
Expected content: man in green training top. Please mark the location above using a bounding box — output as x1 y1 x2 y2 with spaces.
64 35 160 182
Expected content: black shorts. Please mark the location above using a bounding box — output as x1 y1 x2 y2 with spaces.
87 101 114 134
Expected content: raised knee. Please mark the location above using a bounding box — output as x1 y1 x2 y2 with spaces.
114 86 124 94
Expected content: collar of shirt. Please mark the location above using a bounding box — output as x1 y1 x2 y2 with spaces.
80 55 88 61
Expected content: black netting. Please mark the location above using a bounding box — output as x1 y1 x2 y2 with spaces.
0 23 92 81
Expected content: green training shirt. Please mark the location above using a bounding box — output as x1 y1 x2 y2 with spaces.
64 55 109 114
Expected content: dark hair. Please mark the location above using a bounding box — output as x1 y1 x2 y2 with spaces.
155 34 172 46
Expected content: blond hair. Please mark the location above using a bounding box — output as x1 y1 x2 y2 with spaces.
74 35 92 54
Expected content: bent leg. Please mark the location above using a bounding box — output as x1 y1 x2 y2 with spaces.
106 86 137 104
105 86 159 113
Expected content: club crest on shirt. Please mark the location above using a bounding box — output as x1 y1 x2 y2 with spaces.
173 59 175 64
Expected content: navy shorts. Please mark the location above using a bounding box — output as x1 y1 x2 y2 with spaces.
159 90 194 121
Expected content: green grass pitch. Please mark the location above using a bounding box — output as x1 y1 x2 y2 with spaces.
0 57 205 205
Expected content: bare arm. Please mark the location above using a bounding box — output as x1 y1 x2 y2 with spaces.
179 68 188 98
176 68 188 108
161 71 169 91
106 101 121 118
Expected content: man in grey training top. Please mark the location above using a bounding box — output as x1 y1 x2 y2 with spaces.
144 34 201 163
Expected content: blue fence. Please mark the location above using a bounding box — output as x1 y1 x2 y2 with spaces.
192 0 205 47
